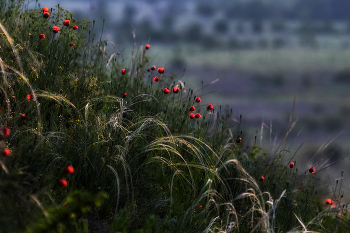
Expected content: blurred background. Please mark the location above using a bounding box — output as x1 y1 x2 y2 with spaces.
31 0 350 186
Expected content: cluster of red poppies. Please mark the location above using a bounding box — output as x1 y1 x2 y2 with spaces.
39 7 78 48
1 127 11 157
187 103 215 120
258 165 333 206
190 113 202 119
59 165 75 188
259 164 316 183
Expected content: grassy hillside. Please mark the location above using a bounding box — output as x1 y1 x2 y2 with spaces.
0 1 349 232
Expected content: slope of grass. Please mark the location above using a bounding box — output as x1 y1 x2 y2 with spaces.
0 1 349 232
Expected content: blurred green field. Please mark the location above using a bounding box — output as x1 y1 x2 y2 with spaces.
148 45 350 74
132 44 350 130
135 44 350 158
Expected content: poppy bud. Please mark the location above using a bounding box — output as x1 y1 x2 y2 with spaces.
73 25 78 30
59 178 68 188
27 94 34 100
259 176 265 181
43 12 50 18
39 34 45 39
2 148 10 157
151 66 156 70
189 106 195 111
236 137 241 143
66 165 74 174
147 68 151 72
290 162 294 168
122 69 126 75
195 97 201 103
145 44 150 50
153 77 159 82
163 88 170 94
60 89 63 93
123 93 127 98
42 7 49 13
158 68 164 74
309 167 315 173
52 26 60 33
2 127 10 136
173 87 180 93
63 20 70 26
190 113 195 119
207 104 214 110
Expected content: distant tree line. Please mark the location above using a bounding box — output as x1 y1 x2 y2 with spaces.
87 0 350 49
221 0 350 21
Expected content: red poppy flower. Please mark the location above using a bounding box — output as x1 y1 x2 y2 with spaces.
63 20 70 26
151 66 156 70
195 97 201 103
60 89 63 93
236 137 241 143
123 93 127 98
42 7 49 13
190 113 195 119
195 113 202 118
145 44 150 50
122 69 126 75
199 205 203 209
43 12 50 18
163 88 170 94
27 94 34 100
2 148 11 157
62 202 67 207
147 68 151 72
158 68 164 74
59 178 68 188
153 77 159 82
2 127 10 136
259 176 265 181
290 162 294 168
52 26 60 33
173 87 180 93
21 114 26 118
189 106 195 111
73 25 78 30
325 199 333 205
70 42 74 47
39 34 45 39
66 165 74 174
207 104 214 110
309 167 315 173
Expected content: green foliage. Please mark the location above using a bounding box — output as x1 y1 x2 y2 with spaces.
26 191 108 233
0 1 348 233
109 209 170 233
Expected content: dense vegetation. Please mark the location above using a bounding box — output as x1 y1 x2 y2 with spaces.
0 1 349 232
